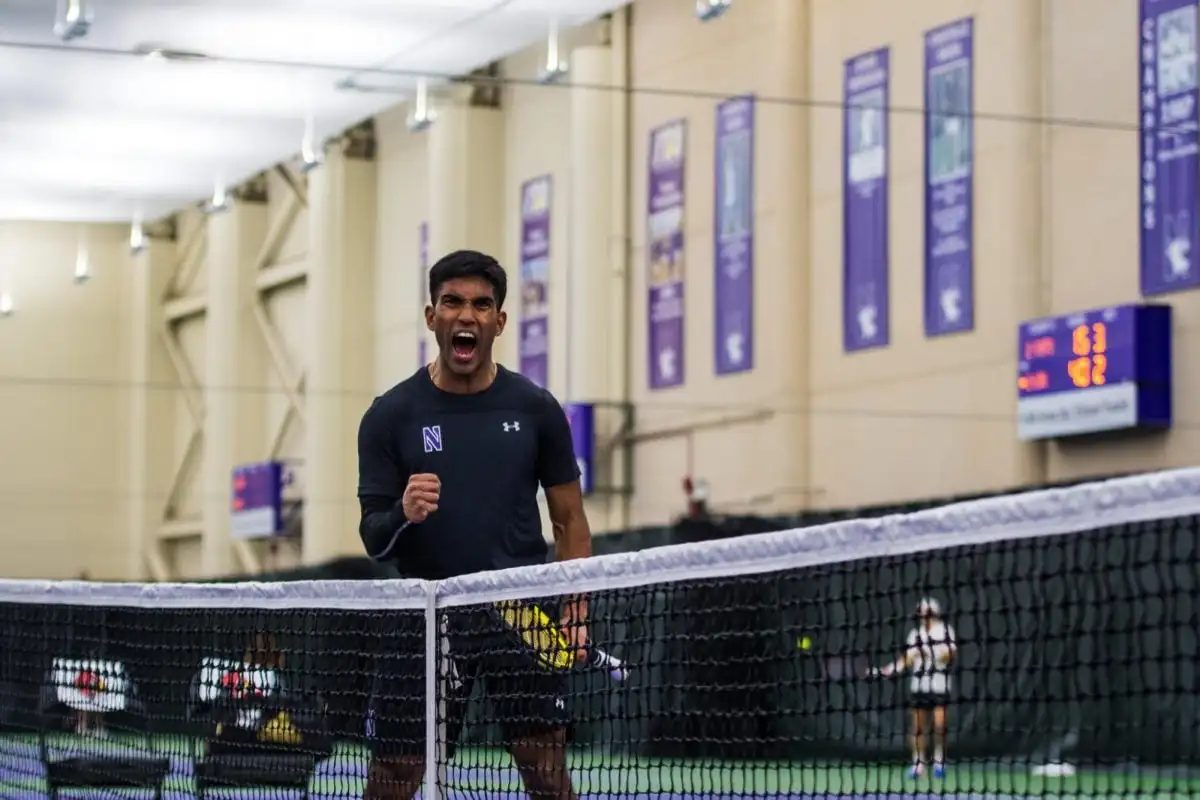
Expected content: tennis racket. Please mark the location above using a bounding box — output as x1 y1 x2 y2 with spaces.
493 601 627 681
822 654 872 681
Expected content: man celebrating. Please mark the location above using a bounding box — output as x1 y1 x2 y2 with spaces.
357 250 592 800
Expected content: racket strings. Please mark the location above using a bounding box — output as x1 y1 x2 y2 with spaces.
494 601 573 670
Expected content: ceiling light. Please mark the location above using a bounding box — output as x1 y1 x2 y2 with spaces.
695 0 732 22
406 78 436 134
133 43 209 63
130 217 147 254
54 0 93 43
0 292 15 317
74 245 91 284
299 116 323 174
205 177 231 214
538 21 569 85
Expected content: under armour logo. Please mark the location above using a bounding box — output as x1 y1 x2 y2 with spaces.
502 422 520 432
554 697 565 710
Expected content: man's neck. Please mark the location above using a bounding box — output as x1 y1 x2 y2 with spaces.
429 359 498 394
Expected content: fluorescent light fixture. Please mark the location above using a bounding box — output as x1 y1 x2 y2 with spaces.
130 216 147 254
538 21 569 84
205 177 231 214
74 245 91 284
0 292 15 317
54 0 93 42
133 43 208 63
406 78 436 133
695 0 732 22
299 116 323 174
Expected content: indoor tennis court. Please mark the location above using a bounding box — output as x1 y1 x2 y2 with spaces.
1 739 1196 798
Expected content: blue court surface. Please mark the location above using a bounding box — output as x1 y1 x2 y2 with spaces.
0 738 1194 797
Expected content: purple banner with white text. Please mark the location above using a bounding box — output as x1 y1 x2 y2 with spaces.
843 48 890 352
648 119 687 390
924 18 974 337
714 96 754 375
519 176 552 387
1140 0 1200 295
418 222 428 366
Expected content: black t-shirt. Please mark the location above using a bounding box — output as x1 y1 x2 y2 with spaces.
357 365 581 579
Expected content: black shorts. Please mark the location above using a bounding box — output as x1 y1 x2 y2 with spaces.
909 691 949 710
366 608 571 759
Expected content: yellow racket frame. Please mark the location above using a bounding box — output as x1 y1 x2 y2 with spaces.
493 601 573 671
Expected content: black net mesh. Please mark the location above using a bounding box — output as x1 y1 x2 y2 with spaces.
0 514 1194 798
436 519 1199 799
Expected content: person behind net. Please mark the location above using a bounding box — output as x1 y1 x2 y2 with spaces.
869 597 957 779
357 250 592 800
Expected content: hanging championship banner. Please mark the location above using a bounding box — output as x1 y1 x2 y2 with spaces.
519 176 552 387
714 96 754 374
1140 0 1200 294
844 48 890 352
924 18 975 337
648 119 687 390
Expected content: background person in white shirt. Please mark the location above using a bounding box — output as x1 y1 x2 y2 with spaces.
870 597 957 779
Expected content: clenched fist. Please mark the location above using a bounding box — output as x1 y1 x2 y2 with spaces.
403 473 440 523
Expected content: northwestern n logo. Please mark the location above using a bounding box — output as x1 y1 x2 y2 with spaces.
422 425 442 453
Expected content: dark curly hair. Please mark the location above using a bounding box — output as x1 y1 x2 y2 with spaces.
427 249 507 310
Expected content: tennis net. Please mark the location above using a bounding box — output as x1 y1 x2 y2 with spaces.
0 468 1197 798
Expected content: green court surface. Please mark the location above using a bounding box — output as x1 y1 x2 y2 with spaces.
450 748 1200 797
0 737 1195 797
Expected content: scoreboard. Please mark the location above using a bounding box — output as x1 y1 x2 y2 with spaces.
1017 304 1172 441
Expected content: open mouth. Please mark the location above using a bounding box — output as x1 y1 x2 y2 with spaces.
451 331 478 362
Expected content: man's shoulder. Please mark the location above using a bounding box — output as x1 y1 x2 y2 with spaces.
496 365 557 412
364 369 430 423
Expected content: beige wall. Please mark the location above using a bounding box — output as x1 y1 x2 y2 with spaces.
375 106 429 391
0 222 130 577
628 0 812 522
807 0 1044 506
621 0 1188 516
501 23 608 400
1044 0 1200 482
7 0 1194 579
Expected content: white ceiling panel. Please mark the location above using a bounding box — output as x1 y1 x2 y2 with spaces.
0 0 629 222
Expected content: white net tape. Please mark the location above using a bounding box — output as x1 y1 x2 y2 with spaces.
0 466 1197 609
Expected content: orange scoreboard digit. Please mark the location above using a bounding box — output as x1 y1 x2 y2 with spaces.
1016 304 1171 441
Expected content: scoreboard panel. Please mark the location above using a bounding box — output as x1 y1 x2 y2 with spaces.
1017 304 1172 441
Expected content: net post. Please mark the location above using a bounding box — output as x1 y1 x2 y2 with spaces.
423 582 441 800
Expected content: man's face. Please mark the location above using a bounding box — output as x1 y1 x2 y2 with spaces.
426 276 506 375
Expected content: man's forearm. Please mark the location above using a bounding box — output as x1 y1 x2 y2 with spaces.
359 501 410 561
552 517 592 562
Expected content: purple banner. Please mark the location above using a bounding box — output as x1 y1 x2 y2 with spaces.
924 18 974 337
843 48 890 352
418 222 428 366
714 97 754 375
564 403 595 495
648 119 687 390
518 176 552 387
1140 0 1200 295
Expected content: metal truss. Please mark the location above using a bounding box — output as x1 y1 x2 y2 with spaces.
152 166 309 577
